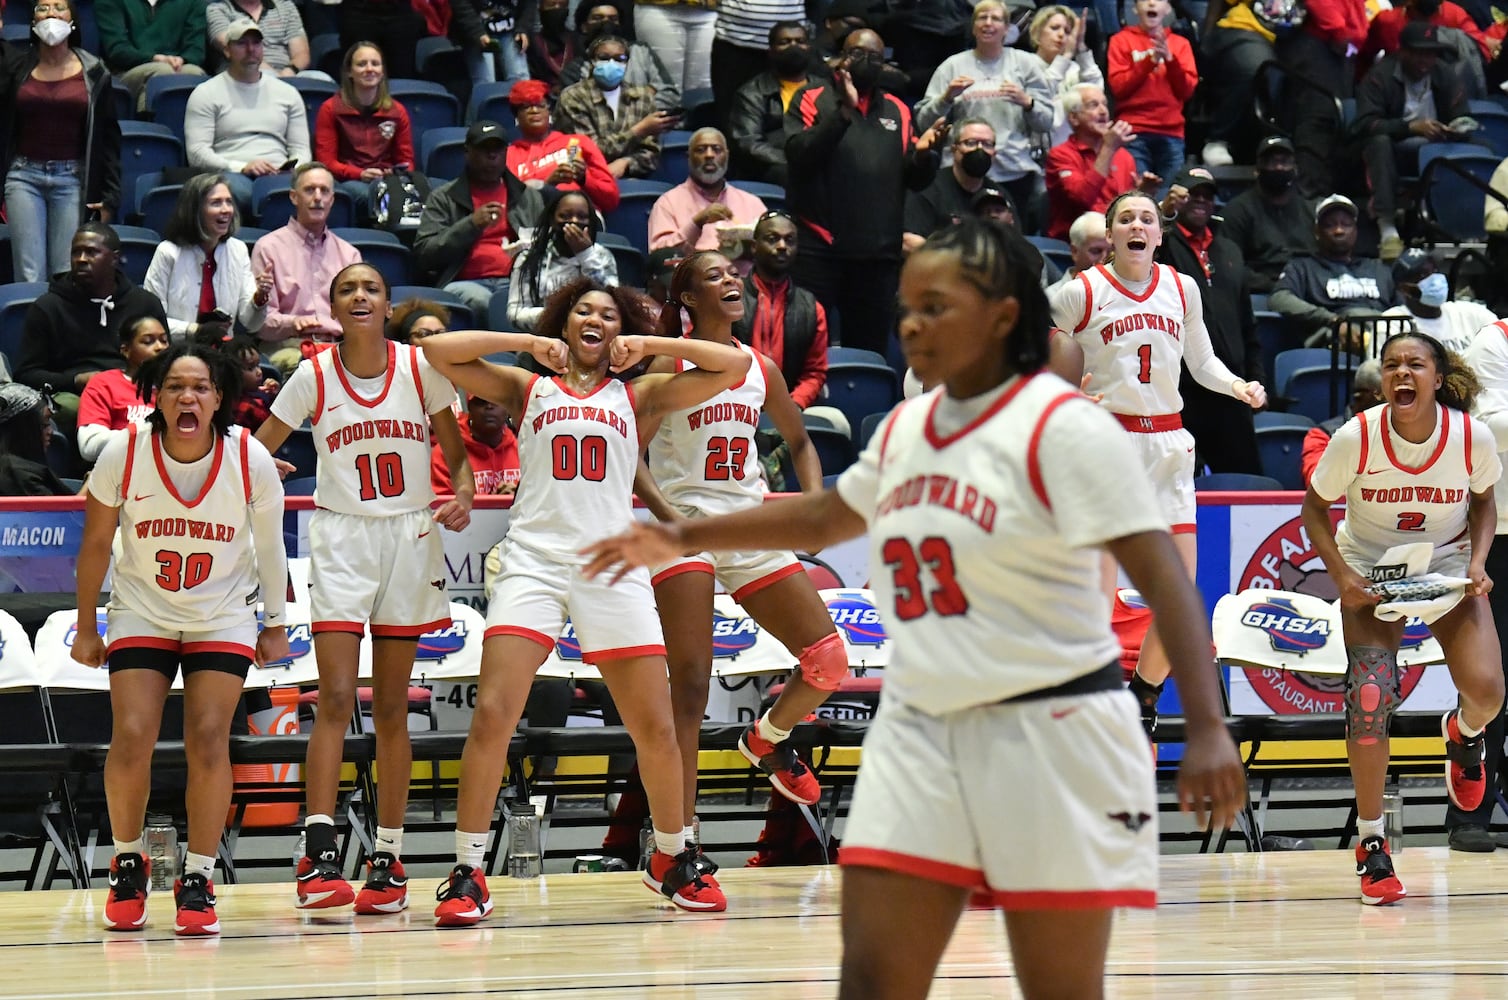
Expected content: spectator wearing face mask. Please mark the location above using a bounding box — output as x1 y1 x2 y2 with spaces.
559 1 678 99
1381 247 1498 354
729 21 823 185
1219 136 1315 294
555 34 676 180
903 118 999 252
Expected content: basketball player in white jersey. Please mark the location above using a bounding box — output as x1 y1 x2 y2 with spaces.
633 251 845 820
256 262 476 916
1305 331 1502 905
583 219 1246 1000
1049 191 1267 735
417 278 750 923
74 343 289 936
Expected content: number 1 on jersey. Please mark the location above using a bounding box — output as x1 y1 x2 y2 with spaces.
1136 343 1152 384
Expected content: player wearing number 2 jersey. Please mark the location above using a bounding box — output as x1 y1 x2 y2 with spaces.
637 251 846 825
257 263 476 917
75 343 289 936
582 219 1245 1000
1305 331 1503 906
1048 191 1268 736
417 278 750 922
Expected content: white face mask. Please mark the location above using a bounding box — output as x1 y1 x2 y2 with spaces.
33 17 71 46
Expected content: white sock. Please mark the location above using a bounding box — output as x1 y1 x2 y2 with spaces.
681 824 697 848
375 826 403 858
456 830 487 869
1358 816 1386 841
183 851 216 880
305 814 334 828
653 828 683 856
1457 710 1484 739
114 836 144 856
757 714 792 744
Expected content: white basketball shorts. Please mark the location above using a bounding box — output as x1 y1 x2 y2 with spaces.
308 508 451 636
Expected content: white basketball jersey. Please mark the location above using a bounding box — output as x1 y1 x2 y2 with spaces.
1069 263 1190 416
1325 403 1497 555
648 343 767 514
508 375 640 564
308 342 438 516
111 425 264 631
836 374 1164 716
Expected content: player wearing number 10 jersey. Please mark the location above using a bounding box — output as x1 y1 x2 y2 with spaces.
257 263 476 918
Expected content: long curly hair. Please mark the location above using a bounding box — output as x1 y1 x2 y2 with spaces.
1379 331 1481 412
535 277 660 379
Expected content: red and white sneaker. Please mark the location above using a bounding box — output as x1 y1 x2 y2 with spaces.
103 852 150 931
295 855 355 909
434 864 493 927
1354 836 1406 906
644 847 727 912
1443 710 1487 812
354 852 409 914
173 873 221 935
739 724 821 806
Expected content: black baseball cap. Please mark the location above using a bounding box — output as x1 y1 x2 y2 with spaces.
1172 165 1217 193
1400 22 1452 51
1256 135 1295 160
465 120 509 147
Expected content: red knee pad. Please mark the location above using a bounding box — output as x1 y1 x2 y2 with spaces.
798 632 849 692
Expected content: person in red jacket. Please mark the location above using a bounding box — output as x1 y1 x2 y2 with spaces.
75 314 169 465
1359 0 1498 78
1106 0 1197 199
1044 83 1158 240
313 42 417 217
504 79 622 213
430 392 520 496
1279 0 1368 198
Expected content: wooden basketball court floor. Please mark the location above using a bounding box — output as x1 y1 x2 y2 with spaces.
4 848 1508 999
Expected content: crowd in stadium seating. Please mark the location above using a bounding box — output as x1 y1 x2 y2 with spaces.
8 0 1508 493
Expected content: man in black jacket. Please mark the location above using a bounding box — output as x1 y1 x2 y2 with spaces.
1354 21 1472 259
1219 136 1315 294
729 21 822 185
413 121 548 317
1157 167 1265 475
731 212 828 410
783 28 942 358
14 223 168 436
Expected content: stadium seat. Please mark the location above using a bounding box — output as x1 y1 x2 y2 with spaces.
1419 146 1503 241
858 411 885 450
254 175 355 230
1255 311 1303 387
421 126 469 182
465 82 519 131
388 80 461 132
237 226 272 246
0 282 49 366
0 222 11 283
1026 234 1074 276
683 88 717 130
828 346 888 366
283 477 318 496
139 184 184 235
598 232 646 288
1286 365 1351 423
276 425 318 480
112 79 133 123
0 23 26 42
118 123 184 201
287 77 339 144
1194 473 1285 491
338 231 414 286
114 225 164 287
805 423 855 476
1253 410 1315 430
309 33 343 78
603 179 671 256
143 73 205 137
1255 425 1308 491
653 130 693 184
390 286 475 328
737 181 786 215
1273 347 1333 397
823 361 900 431
486 289 519 332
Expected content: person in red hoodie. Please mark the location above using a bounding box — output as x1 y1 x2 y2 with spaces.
504 79 621 213
313 42 417 217
1106 0 1196 200
430 392 520 495
1278 0 1368 198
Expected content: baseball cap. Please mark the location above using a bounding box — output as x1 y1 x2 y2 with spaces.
1255 135 1295 160
971 186 1014 211
225 20 264 43
1392 246 1437 283
1315 193 1358 222
1172 165 1217 193
1400 21 1452 51
465 120 509 147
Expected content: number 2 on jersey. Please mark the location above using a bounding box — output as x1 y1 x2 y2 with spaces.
155 550 212 591
1396 511 1426 532
882 537 969 620
1136 343 1152 384
704 436 751 481
355 452 405 500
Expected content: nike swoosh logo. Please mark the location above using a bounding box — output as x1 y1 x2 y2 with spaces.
133 494 154 502
1051 707 1079 720
418 530 431 539
326 403 343 411
385 877 409 887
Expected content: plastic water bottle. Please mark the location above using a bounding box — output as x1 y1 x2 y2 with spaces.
638 819 655 871
145 815 178 892
292 829 307 874
506 800 542 878
1383 791 1404 855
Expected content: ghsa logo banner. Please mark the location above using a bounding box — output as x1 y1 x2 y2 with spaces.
63 612 109 647
826 592 886 646
1240 597 1331 656
417 621 469 661
555 615 759 660
261 620 314 667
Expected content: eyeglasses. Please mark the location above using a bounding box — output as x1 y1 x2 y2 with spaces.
33 3 69 13
955 138 995 151
757 210 794 224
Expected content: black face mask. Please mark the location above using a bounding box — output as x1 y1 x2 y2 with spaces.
540 8 568 33
770 44 810 76
586 19 620 39
958 149 993 178
1257 168 1296 194
846 51 882 92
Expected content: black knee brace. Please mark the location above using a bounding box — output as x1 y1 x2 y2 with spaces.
1345 645 1400 746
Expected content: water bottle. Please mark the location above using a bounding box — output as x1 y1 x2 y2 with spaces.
292 829 307 874
1383 791 1404 855
638 819 655 871
145 814 178 892
506 800 542 878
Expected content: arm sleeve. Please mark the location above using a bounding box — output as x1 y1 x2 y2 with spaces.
1166 36 1198 102
730 84 783 171
286 93 312 163
911 59 956 130
246 436 288 628
87 432 128 506
506 267 542 331
1044 144 1108 217
206 2 232 49
647 196 694 251
232 243 268 332
784 86 848 169
180 0 207 66
96 0 153 70
1465 330 1508 450
143 242 194 339
1270 263 1338 326
1308 418 1363 503
77 424 120 464
93 79 123 214
791 303 829 409
1353 67 1412 141
1469 415 1503 493
315 101 360 180
1039 399 1169 546
1178 273 1245 396
1106 34 1156 99
1019 60 1057 133
268 361 317 427
13 311 70 391
418 354 460 415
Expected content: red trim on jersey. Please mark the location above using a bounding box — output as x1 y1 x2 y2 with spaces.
923 375 1033 450
484 624 556 649
1027 392 1088 510
583 643 668 664
1356 409 1370 476
840 847 986 889
311 620 367 635
651 561 714 587
1171 522 1198 534
311 349 327 424
730 561 805 602
724 342 753 392
876 402 906 470
1380 403 1451 475
1172 267 1187 315
552 375 615 400
332 340 399 410
238 428 252 504
152 432 226 509
372 618 451 638
1465 408 1474 476
121 424 139 497
989 888 1157 911
107 635 180 656
1113 412 1183 433
1072 270 1094 333
408 344 426 413
181 640 256 659
1094 261 1162 302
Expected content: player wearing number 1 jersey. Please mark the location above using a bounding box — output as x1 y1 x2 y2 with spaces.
417 279 750 923
257 263 476 917
75 343 289 936
636 252 846 820
582 220 1245 1000
1048 191 1267 736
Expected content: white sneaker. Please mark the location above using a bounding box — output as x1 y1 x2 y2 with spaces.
1202 141 1233 167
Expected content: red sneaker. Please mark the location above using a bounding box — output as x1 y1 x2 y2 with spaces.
1354 836 1406 905
434 864 493 927
1443 711 1487 812
739 724 821 806
354 852 409 914
173 873 220 935
294 855 355 909
103 853 150 931
644 847 727 912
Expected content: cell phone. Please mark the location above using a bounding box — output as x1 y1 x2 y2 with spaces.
279 159 298 172
662 107 686 118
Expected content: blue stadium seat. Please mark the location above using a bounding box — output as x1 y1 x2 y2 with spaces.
1274 347 1333 397
859 411 885 451
421 127 469 182
487 288 519 332
282 476 318 496
0 282 49 367
127 171 163 223
114 225 164 287
465 82 519 131
390 286 475 328
287 77 339 144
597 232 646 288
1194 473 1285 491
0 222 11 283
738 181 786 215
253 175 355 230
806 424 856 476
341 233 414 286
332 227 403 247
1286 365 1351 423
653 130 693 184
1255 425 1308 491
822 361 900 430
237 226 272 246
276 426 318 480
1255 310 1302 387
828 346 888 366
112 79 133 122
1420 146 1502 241
309 33 343 78
139 184 185 237
119 124 183 207
388 80 461 132
1026 234 1074 276
144 73 206 138
603 180 671 256
1253 410 1315 430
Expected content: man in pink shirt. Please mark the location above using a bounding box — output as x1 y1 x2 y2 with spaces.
250 162 361 375
647 127 768 259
